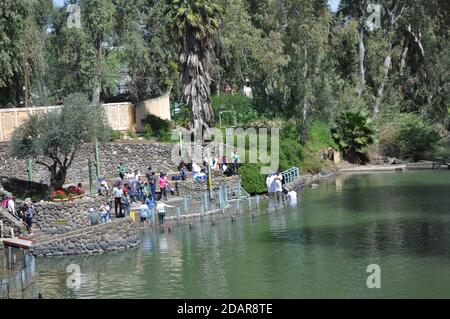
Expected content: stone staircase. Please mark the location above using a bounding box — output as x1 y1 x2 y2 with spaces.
0 208 28 237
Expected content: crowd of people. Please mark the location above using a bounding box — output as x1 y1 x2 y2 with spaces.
88 164 177 227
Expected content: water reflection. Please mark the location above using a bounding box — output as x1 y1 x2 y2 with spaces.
33 171 450 298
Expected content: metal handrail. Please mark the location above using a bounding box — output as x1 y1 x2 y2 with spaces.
282 167 301 184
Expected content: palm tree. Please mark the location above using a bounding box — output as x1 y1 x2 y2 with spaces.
165 0 222 138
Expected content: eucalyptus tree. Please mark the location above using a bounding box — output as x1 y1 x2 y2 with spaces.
0 0 27 107
81 0 115 103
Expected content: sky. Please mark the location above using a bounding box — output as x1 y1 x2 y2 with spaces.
53 0 341 12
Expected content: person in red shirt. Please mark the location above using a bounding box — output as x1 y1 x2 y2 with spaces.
159 173 170 201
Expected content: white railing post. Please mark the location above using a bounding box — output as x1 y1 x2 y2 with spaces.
0 220 3 238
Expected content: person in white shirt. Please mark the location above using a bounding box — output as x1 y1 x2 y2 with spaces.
272 171 283 201
156 201 174 226
266 172 274 195
7 196 15 216
286 188 298 204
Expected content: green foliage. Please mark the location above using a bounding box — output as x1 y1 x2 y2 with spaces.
331 111 376 162
211 94 260 126
142 124 153 140
172 103 190 127
158 126 173 143
10 93 109 188
240 163 267 194
105 127 121 141
306 120 338 153
111 129 121 141
300 153 325 175
141 114 173 141
165 0 222 42
127 129 136 139
379 113 444 160
279 138 304 172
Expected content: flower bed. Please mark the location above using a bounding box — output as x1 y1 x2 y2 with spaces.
50 187 85 202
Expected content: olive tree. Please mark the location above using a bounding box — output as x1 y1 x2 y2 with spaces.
10 93 110 189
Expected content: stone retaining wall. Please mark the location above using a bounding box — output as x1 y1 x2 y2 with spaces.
0 142 177 185
30 197 104 235
29 218 139 257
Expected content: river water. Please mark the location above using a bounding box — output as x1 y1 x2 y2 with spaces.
32 171 450 298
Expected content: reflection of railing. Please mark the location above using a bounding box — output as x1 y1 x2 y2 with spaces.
282 167 301 184
130 182 255 223
1 249 36 299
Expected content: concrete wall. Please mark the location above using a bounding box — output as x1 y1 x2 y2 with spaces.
135 93 171 132
0 102 135 142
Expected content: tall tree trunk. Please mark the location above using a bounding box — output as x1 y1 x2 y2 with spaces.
407 25 433 105
49 164 67 190
374 44 392 118
300 96 309 145
399 39 409 76
357 23 366 97
373 0 406 118
357 0 368 97
181 36 214 140
300 46 308 145
92 38 102 104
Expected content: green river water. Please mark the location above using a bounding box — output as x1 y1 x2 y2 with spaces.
32 170 450 298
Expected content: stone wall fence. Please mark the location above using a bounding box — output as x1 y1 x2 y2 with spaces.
0 142 178 186
28 197 104 235
29 218 139 257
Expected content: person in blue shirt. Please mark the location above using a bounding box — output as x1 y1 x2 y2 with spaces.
123 193 131 217
145 197 156 223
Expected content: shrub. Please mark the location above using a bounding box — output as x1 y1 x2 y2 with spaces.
240 163 267 194
211 93 259 126
300 153 325 174
142 124 153 140
127 129 136 139
331 111 376 164
379 113 444 161
141 114 172 141
158 126 173 143
279 138 304 171
306 120 337 153
110 129 121 141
